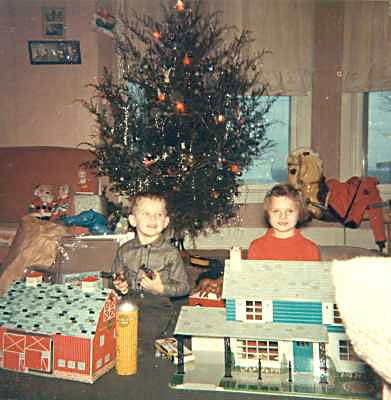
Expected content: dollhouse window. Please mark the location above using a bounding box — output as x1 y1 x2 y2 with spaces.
96 358 103 368
339 340 359 361
245 300 262 321
77 362 86 371
58 359 65 367
105 353 110 363
100 334 105 346
333 304 343 324
67 360 75 369
237 339 279 361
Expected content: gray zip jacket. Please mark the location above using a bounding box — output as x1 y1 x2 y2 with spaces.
111 234 190 298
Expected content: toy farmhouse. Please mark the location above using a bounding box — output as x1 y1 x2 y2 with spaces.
172 250 376 398
0 279 117 383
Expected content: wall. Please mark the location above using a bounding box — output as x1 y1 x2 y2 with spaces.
0 0 115 148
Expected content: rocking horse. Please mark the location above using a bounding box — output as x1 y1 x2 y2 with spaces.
287 147 389 252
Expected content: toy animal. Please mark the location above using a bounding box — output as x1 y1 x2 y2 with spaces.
59 210 109 235
287 147 388 251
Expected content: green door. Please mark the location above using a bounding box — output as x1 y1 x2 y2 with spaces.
293 341 313 373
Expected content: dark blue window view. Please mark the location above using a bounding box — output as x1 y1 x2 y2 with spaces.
242 96 290 185
367 91 391 184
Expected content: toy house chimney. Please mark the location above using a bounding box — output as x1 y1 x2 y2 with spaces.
229 246 242 269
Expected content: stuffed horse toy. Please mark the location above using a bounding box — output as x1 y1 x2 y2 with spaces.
287 147 388 251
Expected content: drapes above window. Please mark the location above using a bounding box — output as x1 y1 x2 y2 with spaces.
123 0 314 96
343 1 391 92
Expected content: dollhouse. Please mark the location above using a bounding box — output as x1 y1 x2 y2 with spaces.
172 251 377 398
0 280 117 383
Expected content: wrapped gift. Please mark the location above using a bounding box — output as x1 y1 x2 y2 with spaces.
74 193 107 215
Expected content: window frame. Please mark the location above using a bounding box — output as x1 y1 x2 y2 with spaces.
237 339 279 361
341 92 391 200
245 300 263 321
236 94 312 204
339 339 360 362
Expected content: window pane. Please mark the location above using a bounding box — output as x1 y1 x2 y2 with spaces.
367 91 391 183
242 96 290 184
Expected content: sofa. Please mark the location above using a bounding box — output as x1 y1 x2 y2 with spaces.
0 146 99 262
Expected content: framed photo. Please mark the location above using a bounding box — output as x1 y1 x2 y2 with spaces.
42 7 65 37
28 41 81 65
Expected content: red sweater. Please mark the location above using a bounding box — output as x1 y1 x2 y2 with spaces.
247 229 320 261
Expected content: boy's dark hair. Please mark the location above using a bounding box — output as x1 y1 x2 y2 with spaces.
263 183 308 227
130 192 168 214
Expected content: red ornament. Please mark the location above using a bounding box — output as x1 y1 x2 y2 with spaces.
183 54 191 66
157 92 166 102
175 0 185 12
175 101 185 113
210 190 220 199
230 164 240 174
216 114 225 123
152 31 161 40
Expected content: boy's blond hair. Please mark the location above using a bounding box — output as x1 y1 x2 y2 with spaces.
130 192 168 214
263 183 307 227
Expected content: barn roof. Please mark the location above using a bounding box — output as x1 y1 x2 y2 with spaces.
222 260 334 302
0 281 112 338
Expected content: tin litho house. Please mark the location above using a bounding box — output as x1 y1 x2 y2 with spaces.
174 254 366 388
0 281 117 383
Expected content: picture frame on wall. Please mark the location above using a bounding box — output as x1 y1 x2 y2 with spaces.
42 7 65 37
28 41 81 65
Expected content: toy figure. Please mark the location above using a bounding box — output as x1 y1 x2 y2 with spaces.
29 184 56 220
77 166 93 193
60 209 109 235
52 184 71 219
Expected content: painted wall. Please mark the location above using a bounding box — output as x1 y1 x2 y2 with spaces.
0 0 115 148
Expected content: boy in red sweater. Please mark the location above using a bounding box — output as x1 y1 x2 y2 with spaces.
248 183 320 261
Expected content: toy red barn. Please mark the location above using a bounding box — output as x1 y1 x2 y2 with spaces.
0 280 117 383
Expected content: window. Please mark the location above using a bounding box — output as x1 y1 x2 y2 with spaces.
67 360 76 369
339 340 360 361
245 300 262 321
58 359 66 368
100 334 105 346
333 304 342 324
237 339 279 361
242 96 290 185
96 358 103 369
105 353 111 363
77 361 86 371
364 91 391 184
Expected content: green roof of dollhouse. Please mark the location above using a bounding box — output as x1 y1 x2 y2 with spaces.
0 281 111 338
175 307 329 342
222 260 334 302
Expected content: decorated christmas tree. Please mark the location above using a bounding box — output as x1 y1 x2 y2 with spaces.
83 0 274 240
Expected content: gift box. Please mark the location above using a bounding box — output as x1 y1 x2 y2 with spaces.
74 193 107 215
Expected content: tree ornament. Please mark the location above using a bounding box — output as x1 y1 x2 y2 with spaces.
157 89 166 102
210 190 220 199
183 54 191 66
175 0 185 12
175 101 185 113
152 31 161 40
216 114 225 123
230 164 240 174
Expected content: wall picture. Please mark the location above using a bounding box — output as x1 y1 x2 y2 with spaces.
28 41 81 65
42 7 65 37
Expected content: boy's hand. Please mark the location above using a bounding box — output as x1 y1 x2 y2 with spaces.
113 272 128 296
140 271 164 295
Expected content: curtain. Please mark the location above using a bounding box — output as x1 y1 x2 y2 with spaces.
343 1 391 92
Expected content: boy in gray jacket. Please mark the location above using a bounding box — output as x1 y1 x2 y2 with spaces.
112 192 190 297
112 192 190 355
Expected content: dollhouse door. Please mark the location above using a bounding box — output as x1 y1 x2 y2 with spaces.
293 341 313 373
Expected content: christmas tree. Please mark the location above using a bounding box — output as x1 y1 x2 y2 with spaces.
83 0 274 240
